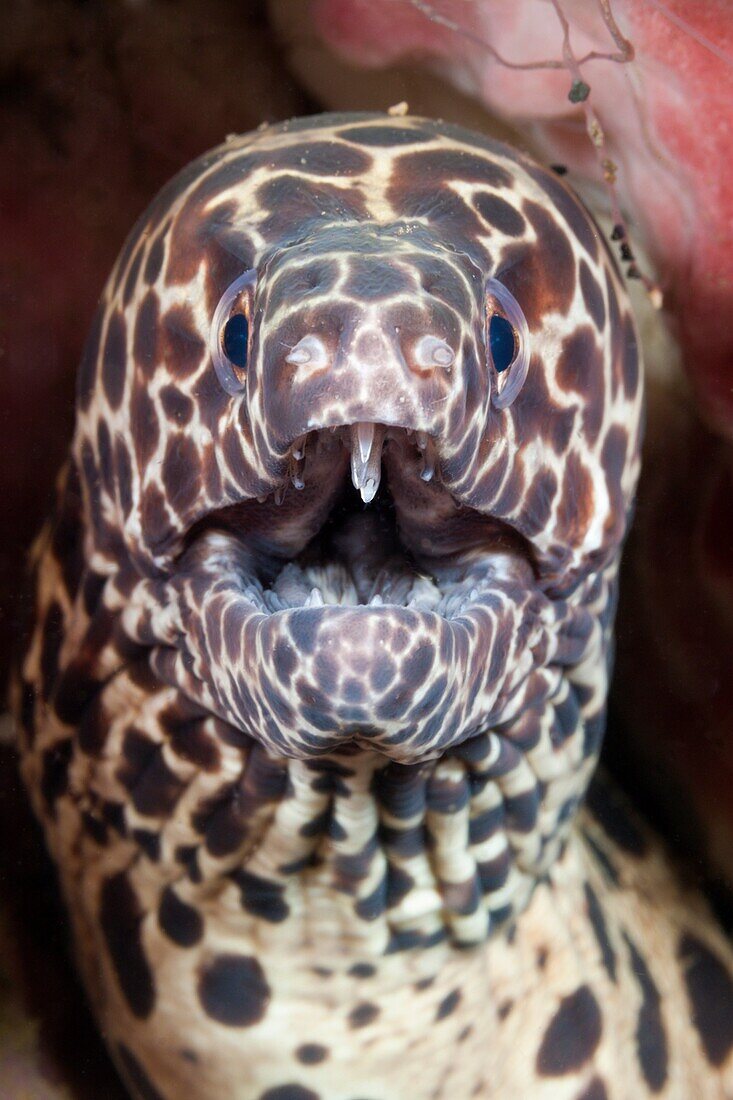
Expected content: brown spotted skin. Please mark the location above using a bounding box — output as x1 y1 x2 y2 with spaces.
13 113 733 1098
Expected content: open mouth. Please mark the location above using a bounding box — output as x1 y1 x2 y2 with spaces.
165 425 554 762
191 424 535 620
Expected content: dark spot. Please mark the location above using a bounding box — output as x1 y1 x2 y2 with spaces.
162 710 220 771
160 384 194 425
145 231 166 284
133 290 160 377
584 882 616 982
161 434 203 518
349 1002 380 1028
474 192 525 237
51 463 85 599
678 933 733 1066
102 311 127 410
623 932 667 1090
510 357 577 459
40 739 72 813
579 261 606 331
257 175 367 240
436 988 461 1020
536 985 602 1075
620 312 639 399
510 199 576 327
384 865 414 910
198 953 271 1027
349 962 376 979
230 869 289 923
117 733 184 818
338 124 433 146
258 1087 319 1100
296 1043 328 1065
193 785 247 857
122 245 145 307
17 679 36 740
158 885 204 947
141 485 174 551
522 469 558 538
160 304 207 378
402 642 434 687
557 453 594 546
132 828 160 862
524 164 600 260
269 140 372 176
576 1078 608 1100
117 1044 165 1100
100 872 155 1018
130 384 160 470
110 440 133 521
289 613 320 657
392 149 512 192
600 425 629 545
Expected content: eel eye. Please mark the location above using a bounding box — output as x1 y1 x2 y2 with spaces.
485 277 530 410
210 269 257 396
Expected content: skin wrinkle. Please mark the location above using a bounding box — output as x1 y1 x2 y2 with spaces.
17 113 732 1100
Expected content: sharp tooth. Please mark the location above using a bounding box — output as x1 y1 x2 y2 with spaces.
369 594 383 606
274 486 285 506
305 588 324 607
419 436 437 483
360 476 378 504
350 422 384 503
356 422 375 465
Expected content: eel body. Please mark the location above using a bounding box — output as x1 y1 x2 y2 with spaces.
15 113 733 1098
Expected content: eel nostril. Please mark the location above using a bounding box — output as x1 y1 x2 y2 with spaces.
286 334 329 369
413 335 455 372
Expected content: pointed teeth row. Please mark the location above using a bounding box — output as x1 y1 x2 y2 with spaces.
350 422 385 504
304 588 324 608
290 434 307 491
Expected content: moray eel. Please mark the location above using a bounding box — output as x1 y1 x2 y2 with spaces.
15 114 733 1098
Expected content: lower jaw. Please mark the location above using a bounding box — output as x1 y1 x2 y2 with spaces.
170 517 546 766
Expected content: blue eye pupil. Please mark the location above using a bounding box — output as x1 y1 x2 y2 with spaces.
489 314 516 373
223 314 249 369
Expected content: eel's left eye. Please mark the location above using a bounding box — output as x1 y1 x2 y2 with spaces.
210 269 257 396
485 277 530 410
488 314 516 373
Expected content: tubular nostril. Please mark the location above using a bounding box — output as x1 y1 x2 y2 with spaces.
413 335 455 372
285 334 329 369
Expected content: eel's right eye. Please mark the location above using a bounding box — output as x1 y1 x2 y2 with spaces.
222 314 249 370
210 269 257 396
